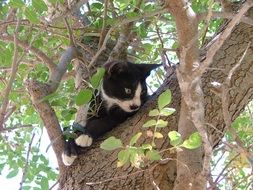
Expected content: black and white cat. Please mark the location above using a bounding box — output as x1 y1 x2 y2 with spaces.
62 61 161 166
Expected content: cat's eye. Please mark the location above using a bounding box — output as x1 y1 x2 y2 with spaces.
125 88 131 94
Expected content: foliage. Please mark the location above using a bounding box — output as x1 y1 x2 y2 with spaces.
100 90 202 168
211 101 253 190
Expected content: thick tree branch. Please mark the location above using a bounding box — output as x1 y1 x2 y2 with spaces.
26 80 65 172
25 46 78 172
164 1 208 189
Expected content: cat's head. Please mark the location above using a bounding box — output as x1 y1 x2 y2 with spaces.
101 61 161 112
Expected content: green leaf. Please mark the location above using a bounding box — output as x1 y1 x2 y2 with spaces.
168 131 182 146
91 2 103 10
158 90 172 110
61 108 77 121
32 0 48 12
75 89 92 106
182 132 202 149
100 136 123 151
90 68 105 89
25 8 40 24
142 119 156 128
160 107 175 116
141 144 152 150
157 119 168 128
146 150 161 161
9 0 25 8
6 169 19 178
40 177 49 190
129 132 142 146
126 12 139 19
172 41 179 49
149 109 160 117
117 149 130 167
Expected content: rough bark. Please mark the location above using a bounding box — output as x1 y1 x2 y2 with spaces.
58 9 253 190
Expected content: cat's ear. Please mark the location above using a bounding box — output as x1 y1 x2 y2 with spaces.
136 64 162 78
104 61 127 77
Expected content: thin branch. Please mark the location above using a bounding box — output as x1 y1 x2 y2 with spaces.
0 20 20 130
197 11 253 26
214 153 240 185
48 46 78 92
98 0 109 48
49 180 59 190
88 9 167 67
0 124 34 133
19 133 36 190
64 17 75 46
200 0 214 45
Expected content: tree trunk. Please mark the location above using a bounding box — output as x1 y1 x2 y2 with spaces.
59 10 253 190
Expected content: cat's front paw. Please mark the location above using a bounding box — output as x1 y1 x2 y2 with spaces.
62 152 77 166
62 140 78 166
75 134 93 147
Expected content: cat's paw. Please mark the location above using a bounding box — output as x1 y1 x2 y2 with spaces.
75 134 93 147
62 140 78 166
62 152 77 166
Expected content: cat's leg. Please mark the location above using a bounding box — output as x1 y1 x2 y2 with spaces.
75 117 118 147
62 139 78 166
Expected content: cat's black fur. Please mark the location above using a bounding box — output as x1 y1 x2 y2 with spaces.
62 61 161 166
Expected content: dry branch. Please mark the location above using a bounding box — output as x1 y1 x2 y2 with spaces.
197 11 253 26
19 133 35 190
0 20 20 130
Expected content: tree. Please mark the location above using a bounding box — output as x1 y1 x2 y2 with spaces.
0 0 253 189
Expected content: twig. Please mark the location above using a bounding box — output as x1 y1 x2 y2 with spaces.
19 133 36 190
88 9 167 67
0 124 34 133
98 0 109 48
64 17 75 46
214 153 240 185
156 24 171 66
0 20 20 129
49 180 59 190
197 11 253 26
200 0 214 45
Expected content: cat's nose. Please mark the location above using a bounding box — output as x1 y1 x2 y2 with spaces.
130 104 139 111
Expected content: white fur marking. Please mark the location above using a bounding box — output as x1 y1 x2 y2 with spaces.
62 153 77 166
75 134 93 147
101 83 142 112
